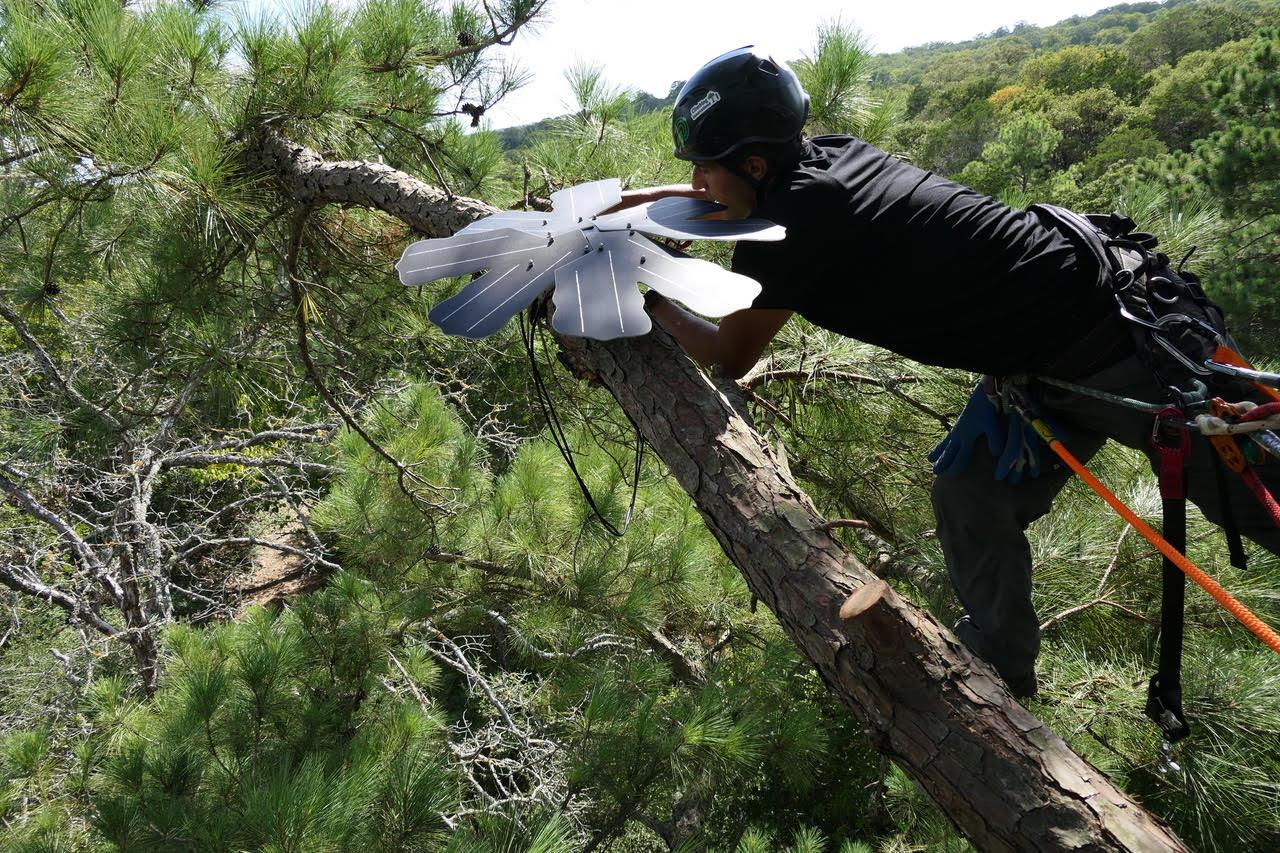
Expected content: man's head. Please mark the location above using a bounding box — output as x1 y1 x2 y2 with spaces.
672 46 809 212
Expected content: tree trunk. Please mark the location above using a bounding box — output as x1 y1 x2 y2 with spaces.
557 330 1186 853
252 133 1190 852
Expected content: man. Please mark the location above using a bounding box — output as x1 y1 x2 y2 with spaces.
618 46 1280 698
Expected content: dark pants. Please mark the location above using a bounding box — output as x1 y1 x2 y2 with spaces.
931 354 1280 683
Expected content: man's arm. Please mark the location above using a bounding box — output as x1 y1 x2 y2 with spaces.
604 184 707 214
646 293 792 380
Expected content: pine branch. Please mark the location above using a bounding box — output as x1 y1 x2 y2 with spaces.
285 207 456 517
1040 598 1157 633
247 128 494 237
486 610 636 660
644 626 707 686
158 452 333 476
0 299 124 432
0 463 124 601
420 547 532 580
429 1 549 61
740 367 952 431
0 145 40 168
175 536 340 574
161 424 339 461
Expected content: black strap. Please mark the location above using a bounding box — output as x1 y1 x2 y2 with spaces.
1211 450 1249 569
1146 492 1191 743
1146 417 1191 743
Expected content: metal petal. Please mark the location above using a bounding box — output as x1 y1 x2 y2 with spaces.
551 239 650 340
586 232 760 318
455 210 563 237
397 228 550 286
450 179 622 237
548 178 623 224
593 196 786 241
426 230 589 338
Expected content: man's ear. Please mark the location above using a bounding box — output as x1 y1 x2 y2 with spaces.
742 154 769 182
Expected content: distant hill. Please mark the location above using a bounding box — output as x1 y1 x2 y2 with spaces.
497 0 1234 150
496 81 683 149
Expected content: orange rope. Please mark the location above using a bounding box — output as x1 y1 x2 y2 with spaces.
1027 418 1280 656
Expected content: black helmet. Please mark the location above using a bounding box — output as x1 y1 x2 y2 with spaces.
671 46 809 162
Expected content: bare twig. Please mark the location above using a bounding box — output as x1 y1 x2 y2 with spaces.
487 610 635 661
0 563 119 637
1041 598 1157 632
740 367 952 430
823 519 871 531
645 627 706 686
421 548 533 580
0 300 123 431
0 463 124 600
177 536 341 574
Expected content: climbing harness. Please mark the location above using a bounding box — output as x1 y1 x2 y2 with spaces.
1009 387 1280 647
1017 205 1280 744
1003 376 1280 744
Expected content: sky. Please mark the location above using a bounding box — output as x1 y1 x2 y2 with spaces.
483 0 1126 128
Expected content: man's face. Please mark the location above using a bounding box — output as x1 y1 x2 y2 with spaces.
690 160 756 219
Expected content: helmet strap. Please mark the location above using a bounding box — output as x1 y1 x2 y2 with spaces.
720 157 769 204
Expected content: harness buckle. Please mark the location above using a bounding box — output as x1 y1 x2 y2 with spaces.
1145 674 1191 744
1209 399 1248 474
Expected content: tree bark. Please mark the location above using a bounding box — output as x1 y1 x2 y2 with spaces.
557 330 1187 853
251 133 1191 853
246 127 493 238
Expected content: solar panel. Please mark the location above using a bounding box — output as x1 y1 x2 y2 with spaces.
397 179 784 340
592 197 786 242
422 230 590 339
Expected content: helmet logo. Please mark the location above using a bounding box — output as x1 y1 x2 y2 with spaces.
673 115 691 149
689 90 721 120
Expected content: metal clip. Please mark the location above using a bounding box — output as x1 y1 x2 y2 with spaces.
1156 739 1183 775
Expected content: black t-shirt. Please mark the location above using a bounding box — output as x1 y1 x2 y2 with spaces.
732 135 1112 376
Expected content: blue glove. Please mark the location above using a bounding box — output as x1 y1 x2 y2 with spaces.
928 384 1005 476
928 383 1049 484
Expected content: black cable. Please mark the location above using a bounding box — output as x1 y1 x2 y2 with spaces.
519 308 644 537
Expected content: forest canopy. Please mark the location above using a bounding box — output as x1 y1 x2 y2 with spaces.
2 1 1280 851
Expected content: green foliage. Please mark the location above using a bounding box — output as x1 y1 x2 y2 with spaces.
1153 27 1280 356
1081 127 1167 179
1125 1 1255 71
6 3 1280 852
312 384 887 849
957 112 1062 196
523 64 682 194
1194 28 1280 206
1135 38 1254 150
78 585 582 851
1020 44 1147 101
1046 85 1135 166
793 22 898 146
906 98 998 176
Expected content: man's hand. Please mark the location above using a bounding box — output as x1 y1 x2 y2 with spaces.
602 184 707 215
645 292 791 380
